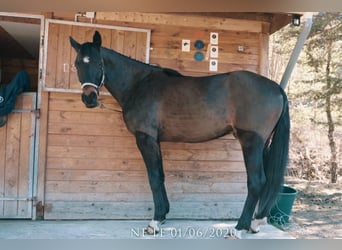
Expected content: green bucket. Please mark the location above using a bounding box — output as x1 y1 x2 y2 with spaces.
268 186 298 227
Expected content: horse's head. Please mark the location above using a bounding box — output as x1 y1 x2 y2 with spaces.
70 31 105 108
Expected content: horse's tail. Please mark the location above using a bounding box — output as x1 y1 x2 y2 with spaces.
257 88 290 218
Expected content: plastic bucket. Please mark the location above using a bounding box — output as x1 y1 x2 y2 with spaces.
268 186 298 226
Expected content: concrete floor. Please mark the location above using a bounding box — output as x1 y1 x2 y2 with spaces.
0 220 294 239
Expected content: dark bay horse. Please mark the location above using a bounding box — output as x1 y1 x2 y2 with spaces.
70 31 290 238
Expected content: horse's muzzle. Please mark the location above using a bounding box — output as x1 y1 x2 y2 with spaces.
81 90 99 108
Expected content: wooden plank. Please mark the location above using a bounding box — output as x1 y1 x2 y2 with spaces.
47 122 132 137
150 57 259 75
47 134 136 148
3 112 21 216
48 110 124 126
55 24 72 89
45 180 246 195
259 33 269 77
150 48 259 66
17 110 31 217
48 92 119 113
45 22 59 88
46 144 243 162
150 33 259 54
123 31 137 58
0 122 7 214
136 31 148 62
111 29 125 54
47 133 241 151
164 160 245 172
69 25 85 90
46 169 246 183
46 169 148 182
96 12 263 33
162 148 244 162
37 92 49 207
18 94 34 109
46 145 143 160
46 158 145 171
46 157 244 172
45 180 150 194
45 192 245 203
168 201 244 219
43 200 244 219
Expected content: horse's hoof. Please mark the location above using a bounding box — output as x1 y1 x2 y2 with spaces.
144 225 158 235
144 220 164 235
250 217 267 233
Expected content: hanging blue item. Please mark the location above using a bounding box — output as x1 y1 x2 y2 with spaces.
0 70 30 127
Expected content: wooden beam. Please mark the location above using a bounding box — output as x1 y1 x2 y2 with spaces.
0 15 41 24
96 12 265 33
269 13 292 34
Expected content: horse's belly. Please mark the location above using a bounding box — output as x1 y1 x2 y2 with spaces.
159 115 232 142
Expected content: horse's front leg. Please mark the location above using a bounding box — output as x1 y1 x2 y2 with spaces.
135 131 170 234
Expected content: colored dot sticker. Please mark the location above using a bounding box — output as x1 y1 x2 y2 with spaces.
194 51 205 61
194 40 205 50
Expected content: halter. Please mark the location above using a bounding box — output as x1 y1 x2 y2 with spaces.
81 59 105 93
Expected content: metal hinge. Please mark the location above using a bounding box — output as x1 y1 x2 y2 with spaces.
33 108 40 119
28 197 37 202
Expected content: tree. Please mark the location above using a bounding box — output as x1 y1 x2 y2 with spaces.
304 13 342 183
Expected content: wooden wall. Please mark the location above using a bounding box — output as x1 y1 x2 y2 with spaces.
43 92 246 219
95 12 270 77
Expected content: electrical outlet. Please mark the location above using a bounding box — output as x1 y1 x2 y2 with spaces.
85 12 96 19
182 39 191 52
209 59 218 72
210 32 219 45
238 45 245 52
210 45 218 58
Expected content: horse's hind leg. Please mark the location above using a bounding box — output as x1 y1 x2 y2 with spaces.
135 131 170 234
234 129 266 234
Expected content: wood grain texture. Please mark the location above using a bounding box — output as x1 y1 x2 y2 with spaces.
0 94 35 218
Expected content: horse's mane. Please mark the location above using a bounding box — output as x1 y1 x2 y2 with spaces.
161 68 183 77
102 47 183 77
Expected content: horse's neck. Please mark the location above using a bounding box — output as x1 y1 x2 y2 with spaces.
102 48 152 107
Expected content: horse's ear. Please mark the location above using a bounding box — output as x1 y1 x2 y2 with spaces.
93 31 102 48
69 36 81 52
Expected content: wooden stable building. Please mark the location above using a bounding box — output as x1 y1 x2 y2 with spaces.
0 12 292 220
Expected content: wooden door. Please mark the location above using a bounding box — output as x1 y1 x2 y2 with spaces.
0 93 37 218
43 19 151 93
